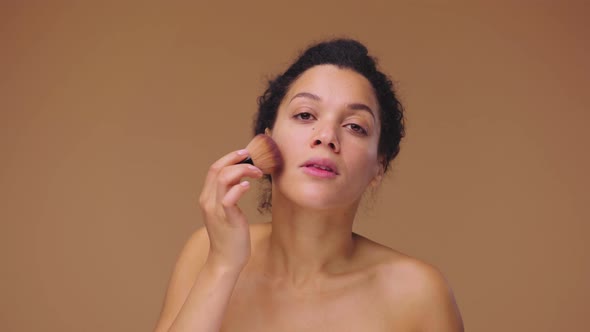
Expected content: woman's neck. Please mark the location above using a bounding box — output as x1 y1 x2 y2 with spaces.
261 195 361 286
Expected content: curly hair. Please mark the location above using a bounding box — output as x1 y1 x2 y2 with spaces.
253 38 405 212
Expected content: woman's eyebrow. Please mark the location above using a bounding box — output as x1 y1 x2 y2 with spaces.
289 92 376 120
347 103 375 120
289 92 321 103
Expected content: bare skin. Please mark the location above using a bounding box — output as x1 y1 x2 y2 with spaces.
155 223 462 332
154 65 463 332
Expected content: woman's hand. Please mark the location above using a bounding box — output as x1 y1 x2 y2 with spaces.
153 149 262 332
198 149 263 272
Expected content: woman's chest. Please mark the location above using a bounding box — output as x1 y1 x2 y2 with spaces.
220 278 409 332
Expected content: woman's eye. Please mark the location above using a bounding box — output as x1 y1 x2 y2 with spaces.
346 123 368 135
295 112 314 120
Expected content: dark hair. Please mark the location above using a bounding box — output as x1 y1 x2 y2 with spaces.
253 38 405 211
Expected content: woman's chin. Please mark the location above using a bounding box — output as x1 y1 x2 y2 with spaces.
271 173 366 211
279 186 356 211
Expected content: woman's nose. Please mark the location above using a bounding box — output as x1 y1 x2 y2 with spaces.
310 126 340 152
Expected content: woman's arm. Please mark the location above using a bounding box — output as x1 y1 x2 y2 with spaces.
153 231 242 331
167 261 242 331
153 149 263 332
153 228 242 332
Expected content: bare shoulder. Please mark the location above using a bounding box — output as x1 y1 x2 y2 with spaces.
154 223 270 331
153 227 211 330
353 234 464 332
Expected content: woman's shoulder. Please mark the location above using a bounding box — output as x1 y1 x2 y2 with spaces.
354 233 463 330
353 233 451 297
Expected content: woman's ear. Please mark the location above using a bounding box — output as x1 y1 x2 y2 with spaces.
369 159 385 188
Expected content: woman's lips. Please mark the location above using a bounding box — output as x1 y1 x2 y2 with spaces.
301 165 338 178
300 158 339 178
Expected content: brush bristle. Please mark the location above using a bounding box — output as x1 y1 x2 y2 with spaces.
245 134 283 174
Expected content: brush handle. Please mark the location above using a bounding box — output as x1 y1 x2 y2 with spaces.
239 157 254 166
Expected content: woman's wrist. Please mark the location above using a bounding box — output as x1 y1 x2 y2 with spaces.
203 256 246 278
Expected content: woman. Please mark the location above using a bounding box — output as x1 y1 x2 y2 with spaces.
154 39 464 332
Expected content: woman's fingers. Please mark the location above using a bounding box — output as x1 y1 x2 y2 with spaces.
196 149 258 270
199 149 261 211
204 149 249 190
215 164 262 203
199 150 262 225
221 181 251 226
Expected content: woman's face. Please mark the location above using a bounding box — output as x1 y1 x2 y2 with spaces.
268 64 383 210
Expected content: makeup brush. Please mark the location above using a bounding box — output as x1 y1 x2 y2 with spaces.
240 134 283 174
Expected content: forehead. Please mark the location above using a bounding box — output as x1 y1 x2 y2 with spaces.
283 65 379 111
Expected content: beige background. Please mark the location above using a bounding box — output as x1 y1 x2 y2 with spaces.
1 1 588 331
